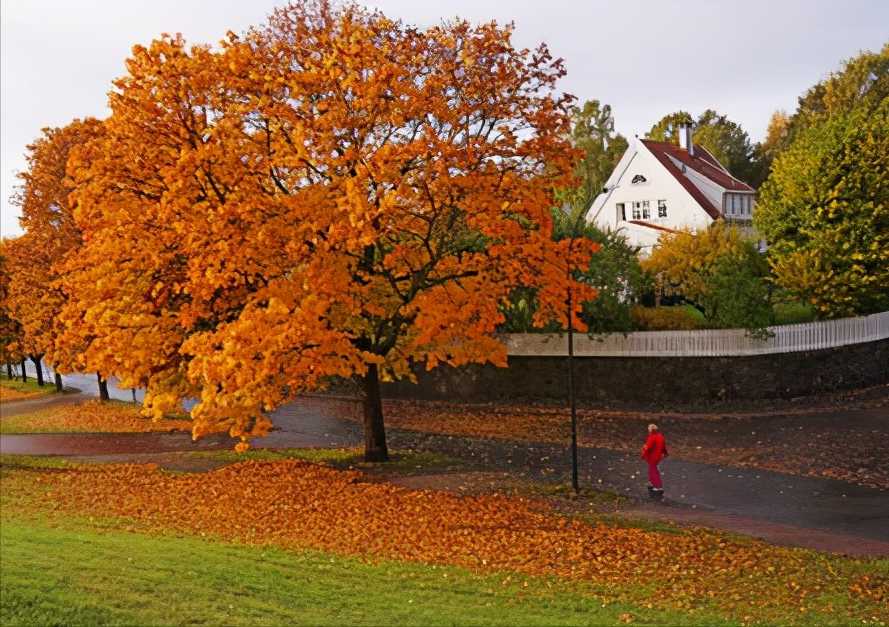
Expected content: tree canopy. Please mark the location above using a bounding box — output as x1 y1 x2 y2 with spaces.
5 119 104 375
641 223 770 332
558 100 628 216
646 109 764 185
57 1 597 460
755 101 888 318
754 44 889 318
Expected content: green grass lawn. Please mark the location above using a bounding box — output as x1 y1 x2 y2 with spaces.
0 376 57 400
1 518 738 627
2 455 886 626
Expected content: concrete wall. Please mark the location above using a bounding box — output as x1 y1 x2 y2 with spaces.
378 339 889 405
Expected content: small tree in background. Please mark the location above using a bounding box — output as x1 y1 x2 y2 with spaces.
642 223 771 333
500 100 643 335
551 209 645 334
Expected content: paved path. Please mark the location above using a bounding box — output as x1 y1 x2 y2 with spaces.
0 391 85 418
384 427 889 542
3 386 888 555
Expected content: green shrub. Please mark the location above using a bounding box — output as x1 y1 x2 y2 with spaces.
630 306 706 331
772 301 817 325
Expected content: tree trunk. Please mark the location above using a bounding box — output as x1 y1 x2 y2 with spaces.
361 363 389 462
97 373 110 401
20 359 27 383
54 372 63 393
31 356 45 386
5 361 12 379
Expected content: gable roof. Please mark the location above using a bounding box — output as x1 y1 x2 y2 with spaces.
640 139 755 221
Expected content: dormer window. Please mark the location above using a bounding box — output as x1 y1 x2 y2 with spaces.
631 174 647 184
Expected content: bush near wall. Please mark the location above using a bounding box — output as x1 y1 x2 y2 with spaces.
630 305 705 331
772 301 817 325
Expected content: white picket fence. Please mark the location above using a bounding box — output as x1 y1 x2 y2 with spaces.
503 310 889 357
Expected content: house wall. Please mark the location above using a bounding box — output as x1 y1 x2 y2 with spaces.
588 140 714 252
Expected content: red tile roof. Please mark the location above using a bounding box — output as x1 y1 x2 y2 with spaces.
640 140 755 221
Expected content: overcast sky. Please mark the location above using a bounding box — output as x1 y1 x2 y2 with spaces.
2 0 887 237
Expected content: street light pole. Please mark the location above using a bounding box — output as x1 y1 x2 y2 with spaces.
567 283 579 493
561 204 589 495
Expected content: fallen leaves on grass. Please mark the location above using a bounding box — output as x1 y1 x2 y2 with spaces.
373 400 889 490
9 458 886 624
0 387 43 401
0 400 192 434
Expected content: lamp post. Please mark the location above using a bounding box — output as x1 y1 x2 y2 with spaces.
560 204 593 494
560 184 619 493
566 275 579 493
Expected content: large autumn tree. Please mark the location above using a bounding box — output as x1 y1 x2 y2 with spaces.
0 239 25 379
64 1 596 460
7 119 107 394
755 44 889 187
755 102 888 318
754 44 888 318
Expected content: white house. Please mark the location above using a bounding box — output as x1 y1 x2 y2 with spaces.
586 124 756 253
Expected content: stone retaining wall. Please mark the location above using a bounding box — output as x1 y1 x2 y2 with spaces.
377 338 889 405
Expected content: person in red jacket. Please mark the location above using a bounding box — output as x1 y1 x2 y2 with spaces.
641 423 668 499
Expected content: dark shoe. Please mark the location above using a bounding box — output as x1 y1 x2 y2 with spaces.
650 488 664 501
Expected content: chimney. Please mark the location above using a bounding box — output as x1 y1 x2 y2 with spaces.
678 123 694 156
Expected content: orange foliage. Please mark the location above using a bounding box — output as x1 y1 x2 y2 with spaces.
0 240 25 365
5 119 105 371
61 2 597 455
14 459 881 621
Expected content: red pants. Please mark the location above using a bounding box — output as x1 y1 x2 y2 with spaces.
647 461 663 489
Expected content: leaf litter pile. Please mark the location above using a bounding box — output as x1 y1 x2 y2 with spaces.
8 458 886 624
0 387 42 402
1 400 192 434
